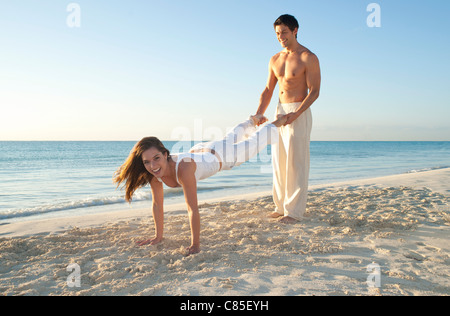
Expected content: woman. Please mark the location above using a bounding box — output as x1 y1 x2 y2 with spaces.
114 114 287 255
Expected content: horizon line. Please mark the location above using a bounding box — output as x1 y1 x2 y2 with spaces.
1 140 449 142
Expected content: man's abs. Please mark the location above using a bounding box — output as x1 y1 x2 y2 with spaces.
278 81 308 104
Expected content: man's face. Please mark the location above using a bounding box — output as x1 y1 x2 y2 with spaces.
275 24 297 48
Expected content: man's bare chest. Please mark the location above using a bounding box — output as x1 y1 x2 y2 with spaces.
273 55 306 80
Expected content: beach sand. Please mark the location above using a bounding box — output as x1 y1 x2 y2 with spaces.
0 168 449 296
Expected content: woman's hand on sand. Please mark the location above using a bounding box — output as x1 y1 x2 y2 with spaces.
136 237 162 246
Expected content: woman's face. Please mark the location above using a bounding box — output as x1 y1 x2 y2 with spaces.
142 147 168 178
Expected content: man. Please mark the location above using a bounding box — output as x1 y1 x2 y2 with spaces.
255 14 321 223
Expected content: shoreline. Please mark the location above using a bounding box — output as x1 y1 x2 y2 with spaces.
0 167 449 238
1 168 449 296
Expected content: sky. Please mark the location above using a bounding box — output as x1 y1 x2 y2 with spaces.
0 0 449 141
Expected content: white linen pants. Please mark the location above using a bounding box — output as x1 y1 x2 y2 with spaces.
272 102 312 220
191 119 279 171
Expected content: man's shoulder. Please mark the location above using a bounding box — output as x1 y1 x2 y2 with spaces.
270 52 282 62
299 46 317 58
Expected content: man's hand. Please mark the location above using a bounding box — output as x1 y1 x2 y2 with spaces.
251 114 269 126
284 112 299 125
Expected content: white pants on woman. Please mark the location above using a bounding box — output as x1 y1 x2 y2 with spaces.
190 119 279 171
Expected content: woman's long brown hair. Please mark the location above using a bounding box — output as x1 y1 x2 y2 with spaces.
113 137 170 202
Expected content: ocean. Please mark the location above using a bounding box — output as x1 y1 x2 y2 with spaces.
0 141 449 223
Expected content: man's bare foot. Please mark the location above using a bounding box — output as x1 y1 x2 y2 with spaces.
250 114 268 126
186 244 201 256
272 114 288 127
136 237 162 246
268 211 283 219
279 216 298 224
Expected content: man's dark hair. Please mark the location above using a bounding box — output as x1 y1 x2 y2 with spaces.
274 14 299 38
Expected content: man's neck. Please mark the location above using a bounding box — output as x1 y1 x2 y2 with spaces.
285 41 302 54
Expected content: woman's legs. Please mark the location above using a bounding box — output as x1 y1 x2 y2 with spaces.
223 118 257 144
189 118 257 154
212 116 285 170
190 115 286 170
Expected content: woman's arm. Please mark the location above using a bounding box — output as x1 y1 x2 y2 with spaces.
178 161 200 255
136 177 164 246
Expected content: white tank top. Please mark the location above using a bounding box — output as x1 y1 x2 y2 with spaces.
173 152 220 184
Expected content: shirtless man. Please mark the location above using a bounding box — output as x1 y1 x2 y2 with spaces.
255 14 321 223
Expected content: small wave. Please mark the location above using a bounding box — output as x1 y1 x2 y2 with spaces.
0 195 133 220
0 183 251 220
406 166 449 174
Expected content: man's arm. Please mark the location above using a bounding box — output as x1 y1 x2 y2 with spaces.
255 57 278 125
285 53 321 125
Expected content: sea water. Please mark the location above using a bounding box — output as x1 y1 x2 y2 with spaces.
0 141 449 223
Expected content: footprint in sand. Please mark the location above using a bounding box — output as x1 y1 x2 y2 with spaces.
404 250 427 262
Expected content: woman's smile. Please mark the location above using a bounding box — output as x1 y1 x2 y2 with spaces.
152 167 162 176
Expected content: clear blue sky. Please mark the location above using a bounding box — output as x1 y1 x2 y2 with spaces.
0 0 449 141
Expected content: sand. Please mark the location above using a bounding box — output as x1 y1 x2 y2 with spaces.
0 168 449 296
